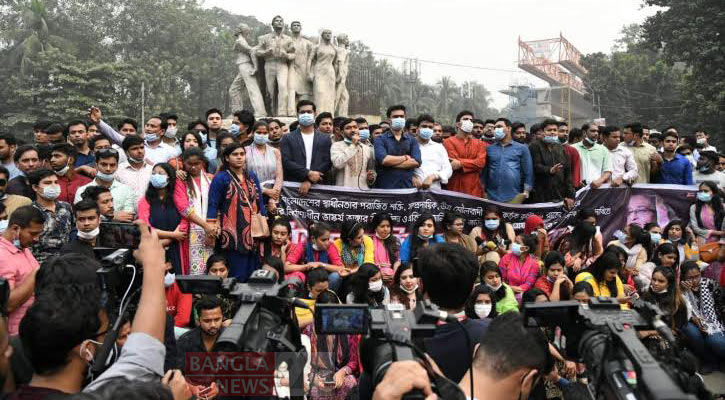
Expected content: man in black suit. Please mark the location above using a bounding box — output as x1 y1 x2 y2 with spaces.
280 100 332 195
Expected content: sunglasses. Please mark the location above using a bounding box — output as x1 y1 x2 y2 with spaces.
0 179 6 186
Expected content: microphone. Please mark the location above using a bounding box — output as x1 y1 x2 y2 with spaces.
475 236 483 246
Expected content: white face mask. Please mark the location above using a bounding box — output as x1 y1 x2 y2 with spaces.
400 282 418 294
77 226 100 240
487 282 502 291
0 219 8 233
369 280 383 292
164 272 176 288
460 119 474 133
474 303 492 319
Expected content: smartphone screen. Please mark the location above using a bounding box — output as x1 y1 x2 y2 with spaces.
97 222 141 249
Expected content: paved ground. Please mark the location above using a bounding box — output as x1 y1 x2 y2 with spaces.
704 371 725 398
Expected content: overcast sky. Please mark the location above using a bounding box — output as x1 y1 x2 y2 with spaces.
205 0 660 109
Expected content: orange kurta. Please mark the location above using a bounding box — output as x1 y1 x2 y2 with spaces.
443 135 487 197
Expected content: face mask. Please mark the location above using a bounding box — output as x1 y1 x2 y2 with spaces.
668 233 682 242
460 120 474 133
697 138 707 145
698 164 712 173
697 191 712 202
164 272 176 288
375 232 390 240
391 117 406 131
229 124 241 136
343 138 353 145
484 219 500 230
253 133 268 145
418 127 434 141
40 184 61 200
78 226 100 240
81 340 118 383
198 131 208 143
96 171 115 182
359 129 370 141
650 232 662 243
150 174 169 188
298 113 315 127
164 127 177 139
417 233 433 240
486 282 502 292
581 223 596 237
558 135 568 144
145 133 158 143
482 135 495 143
511 242 523 256
584 136 596 145
368 279 383 292
546 275 557 284
55 161 70 176
400 283 418 294
652 286 667 294
0 220 7 233
626 140 636 146
474 303 492 319
613 230 627 243
312 242 322 251
127 155 144 164
493 127 505 141
543 135 560 145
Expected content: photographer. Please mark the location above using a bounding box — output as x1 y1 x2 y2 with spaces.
418 243 489 383
61 199 101 260
373 313 551 400
12 221 167 397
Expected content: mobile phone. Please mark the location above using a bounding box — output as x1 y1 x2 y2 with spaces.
97 222 141 249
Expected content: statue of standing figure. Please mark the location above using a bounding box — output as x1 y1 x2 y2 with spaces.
257 15 295 116
287 21 313 115
308 29 338 115
334 33 350 117
229 23 267 118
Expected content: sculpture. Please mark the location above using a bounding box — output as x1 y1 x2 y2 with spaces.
308 29 338 115
334 33 350 117
287 21 313 115
229 23 268 118
256 15 295 116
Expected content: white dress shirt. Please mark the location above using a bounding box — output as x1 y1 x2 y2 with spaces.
414 139 453 189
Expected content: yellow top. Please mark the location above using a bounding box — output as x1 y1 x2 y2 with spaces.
333 235 375 268
575 271 629 309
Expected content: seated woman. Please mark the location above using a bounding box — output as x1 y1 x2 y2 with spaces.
346 263 389 307
400 213 444 265
465 285 497 321
575 251 628 309
553 209 603 276
480 261 518 315
388 263 421 310
369 213 401 284
286 222 343 292
266 217 297 276
442 211 476 253
679 261 725 373
608 223 650 277
470 206 515 264
261 256 285 283
534 251 572 301
644 222 663 261
572 281 594 305
639 266 689 352
499 233 540 303
689 181 725 282
333 220 374 278
605 245 636 300
662 219 700 266
523 214 549 259
164 258 192 328
303 290 359 400
638 242 680 292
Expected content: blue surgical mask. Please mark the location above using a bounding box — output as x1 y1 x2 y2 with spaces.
41 184 61 200
543 135 560 145
697 191 712 202
417 233 433 240
150 174 168 188
493 127 505 141
96 171 115 182
229 124 241 136
484 219 500 230
0 220 8 233
145 133 158 143
343 138 353 145
419 127 434 141
391 117 406 131
613 230 627 243
511 242 523 256
650 232 661 243
253 133 268 145
359 129 370 141
298 113 315 127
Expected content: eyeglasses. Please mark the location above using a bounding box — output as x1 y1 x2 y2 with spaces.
0 179 6 186
96 148 119 157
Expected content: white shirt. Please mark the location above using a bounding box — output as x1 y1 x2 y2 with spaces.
609 145 638 182
301 132 314 169
414 139 453 189
74 178 139 213
115 162 153 199
693 170 725 189
144 142 176 165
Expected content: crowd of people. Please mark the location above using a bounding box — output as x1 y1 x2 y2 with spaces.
0 99 722 399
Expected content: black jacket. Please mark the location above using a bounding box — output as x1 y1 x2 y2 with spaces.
280 129 332 183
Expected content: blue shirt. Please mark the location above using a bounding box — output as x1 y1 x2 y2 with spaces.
656 153 694 185
400 234 445 264
74 151 95 167
374 131 422 189
1 162 21 180
483 140 534 202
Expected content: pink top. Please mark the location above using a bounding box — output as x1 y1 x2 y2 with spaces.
286 239 343 266
136 183 192 232
0 237 39 335
372 235 398 275
499 253 540 301
701 206 718 243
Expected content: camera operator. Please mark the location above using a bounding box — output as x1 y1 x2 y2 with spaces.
11 221 167 397
418 243 489 383
61 199 101 260
0 205 44 336
373 313 552 400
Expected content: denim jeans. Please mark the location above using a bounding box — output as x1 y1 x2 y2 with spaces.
328 272 342 293
682 321 725 365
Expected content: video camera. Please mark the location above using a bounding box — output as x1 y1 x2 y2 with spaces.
523 297 699 400
315 301 466 400
176 269 308 399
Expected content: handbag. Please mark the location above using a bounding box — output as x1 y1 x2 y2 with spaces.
233 172 270 239
699 242 720 263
